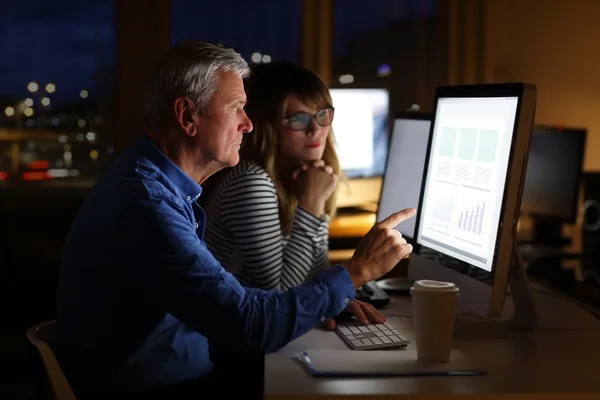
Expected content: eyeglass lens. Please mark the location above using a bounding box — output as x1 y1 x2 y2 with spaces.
288 108 334 131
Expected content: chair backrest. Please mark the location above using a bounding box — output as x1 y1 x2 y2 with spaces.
26 320 77 400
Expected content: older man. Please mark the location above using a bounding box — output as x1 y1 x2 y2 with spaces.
56 41 415 399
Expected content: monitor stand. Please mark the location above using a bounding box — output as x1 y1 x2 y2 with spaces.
453 244 538 339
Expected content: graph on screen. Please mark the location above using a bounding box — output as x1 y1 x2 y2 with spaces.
454 186 490 246
420 118 503 262
429 181 458 235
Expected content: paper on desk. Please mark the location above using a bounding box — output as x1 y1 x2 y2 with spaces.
298 349 486 377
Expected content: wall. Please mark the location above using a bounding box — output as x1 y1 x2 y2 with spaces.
483 0 600 171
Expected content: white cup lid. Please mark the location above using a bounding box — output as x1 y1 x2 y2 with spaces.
410 279 459 293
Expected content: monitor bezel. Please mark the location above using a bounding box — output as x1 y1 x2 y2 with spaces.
376 111 432 243
519 125 587 223
410 82 537 317
328 87 392 179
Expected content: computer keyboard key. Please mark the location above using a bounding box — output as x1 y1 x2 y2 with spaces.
335 320 410 350
338 326 351 335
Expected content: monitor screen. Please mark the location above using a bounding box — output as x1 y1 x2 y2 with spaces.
329 88 389 178
377 114 431 240
416 97 519 272
520 127 586 222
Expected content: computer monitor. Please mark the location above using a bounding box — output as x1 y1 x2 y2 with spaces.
329 88 390 178
519 126 586 245
329 88 390 210
376 112 432 241
408 83 538 337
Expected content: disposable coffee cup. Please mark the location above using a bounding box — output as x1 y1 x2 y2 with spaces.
410 280 459 363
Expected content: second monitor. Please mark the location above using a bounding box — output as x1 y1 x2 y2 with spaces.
519 125 587 246
330 88 389 209
329 88 390 178
376 112 432 241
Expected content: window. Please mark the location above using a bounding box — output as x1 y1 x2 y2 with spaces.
332 0 439 112
171 0 301 65
0 0 116 185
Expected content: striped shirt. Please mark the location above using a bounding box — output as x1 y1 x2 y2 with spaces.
204 160 330 291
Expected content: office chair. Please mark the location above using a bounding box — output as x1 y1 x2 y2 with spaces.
26 320 77 400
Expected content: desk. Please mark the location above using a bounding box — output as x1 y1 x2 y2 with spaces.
265 283 600 399
329 212 375 238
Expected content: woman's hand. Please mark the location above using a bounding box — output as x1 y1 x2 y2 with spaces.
294 160 337 217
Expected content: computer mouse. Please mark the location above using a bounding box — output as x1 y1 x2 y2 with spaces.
376 277 413 294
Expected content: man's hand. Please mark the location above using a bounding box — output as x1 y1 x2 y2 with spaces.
322 300 385 331
343 208 416 289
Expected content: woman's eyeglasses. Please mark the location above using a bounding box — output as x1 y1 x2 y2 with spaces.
285 108 334 131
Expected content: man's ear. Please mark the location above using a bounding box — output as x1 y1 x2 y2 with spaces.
173 97 197 137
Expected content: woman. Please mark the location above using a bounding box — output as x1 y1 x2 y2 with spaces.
204 61 385 326
204 61 340 291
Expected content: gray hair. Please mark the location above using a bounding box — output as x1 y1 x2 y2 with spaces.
144 40 250 128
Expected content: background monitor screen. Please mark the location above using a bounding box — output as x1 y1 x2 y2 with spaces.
416 97 519 272
520 126 586 222
329 88 390 178
377 114 431 240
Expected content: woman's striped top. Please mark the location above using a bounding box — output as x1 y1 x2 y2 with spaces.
204 160 330 291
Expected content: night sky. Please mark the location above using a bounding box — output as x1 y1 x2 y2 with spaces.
0 0 434 106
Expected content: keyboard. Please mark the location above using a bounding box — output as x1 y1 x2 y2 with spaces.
355 280 391 308
335 320 410 350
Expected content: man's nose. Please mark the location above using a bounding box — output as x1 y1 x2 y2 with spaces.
242 112 253 133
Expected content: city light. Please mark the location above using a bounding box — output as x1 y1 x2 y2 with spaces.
262 54 272 63
24 98 34 107
27 81 39 92
23 107 34 117
251 52 262 63
377 64 391 77
41 97 51 106
4 107 15 117
338 74 354 84
45 83 56 93
80 90 89 99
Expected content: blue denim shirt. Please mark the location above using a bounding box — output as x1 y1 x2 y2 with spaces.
56 134 355 393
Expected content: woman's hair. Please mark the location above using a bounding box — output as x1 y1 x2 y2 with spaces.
240 61 341 234
144 40 249 129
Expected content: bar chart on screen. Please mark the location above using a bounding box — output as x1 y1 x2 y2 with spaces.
454 186 491 247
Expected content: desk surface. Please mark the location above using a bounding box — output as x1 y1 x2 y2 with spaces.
265 284 600 399
329 212 375 238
